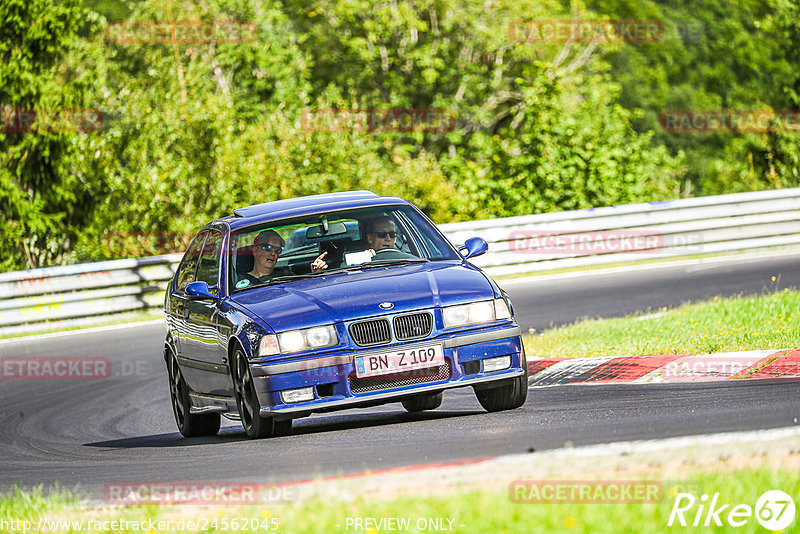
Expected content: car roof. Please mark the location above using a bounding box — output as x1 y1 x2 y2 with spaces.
225 191 411 230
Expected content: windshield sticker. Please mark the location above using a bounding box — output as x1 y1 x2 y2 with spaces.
236 279 250 289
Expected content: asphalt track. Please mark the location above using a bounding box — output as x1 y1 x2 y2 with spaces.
0 251 798 498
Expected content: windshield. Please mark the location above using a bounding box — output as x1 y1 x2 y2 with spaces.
229 205 459 292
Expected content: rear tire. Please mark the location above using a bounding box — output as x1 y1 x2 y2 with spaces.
232 347 292 439
167 351 220 437
401 392 443 412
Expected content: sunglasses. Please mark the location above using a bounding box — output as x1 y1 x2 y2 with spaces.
372 231 397 238
258 244 283 254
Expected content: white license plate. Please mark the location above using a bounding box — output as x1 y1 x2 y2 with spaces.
354 344 444 378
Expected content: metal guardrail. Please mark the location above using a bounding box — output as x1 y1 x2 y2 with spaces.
442 188 800 276
1 188 799 335
0 255 182 335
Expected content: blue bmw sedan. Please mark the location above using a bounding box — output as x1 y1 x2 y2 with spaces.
164 191 527 438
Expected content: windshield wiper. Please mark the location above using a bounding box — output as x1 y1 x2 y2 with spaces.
334 258 430 272
256 259 430 285
364 258 429 267
266 272 328 285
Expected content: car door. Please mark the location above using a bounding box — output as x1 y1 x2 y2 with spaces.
182 229 232 395
168 230 207 365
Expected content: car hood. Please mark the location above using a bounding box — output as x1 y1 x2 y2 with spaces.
229 261 495 332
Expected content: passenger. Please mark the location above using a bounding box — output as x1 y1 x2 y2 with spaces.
242 230 327 285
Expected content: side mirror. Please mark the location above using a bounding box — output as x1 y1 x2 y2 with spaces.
185 281 218 300
459 237 488 259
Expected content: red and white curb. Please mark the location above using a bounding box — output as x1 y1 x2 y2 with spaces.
526 349 800 386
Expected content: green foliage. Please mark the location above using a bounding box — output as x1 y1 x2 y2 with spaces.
256 0 685 218
585 0 800 194
452 71 683 218
0 0 99 270
72 0 461 261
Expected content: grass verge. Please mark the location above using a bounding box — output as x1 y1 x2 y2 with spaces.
1 468 797 533
524 289 799 358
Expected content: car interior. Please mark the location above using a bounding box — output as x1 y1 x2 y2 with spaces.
232 213 422 289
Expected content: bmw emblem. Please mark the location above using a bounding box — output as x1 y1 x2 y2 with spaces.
379 302 394 310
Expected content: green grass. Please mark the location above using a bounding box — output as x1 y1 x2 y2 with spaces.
1 468 797 533
0 486 77 526
279 468 799 533
524 289 799 358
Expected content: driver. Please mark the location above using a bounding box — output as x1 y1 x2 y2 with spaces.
359 216 417 262
366 216 398 254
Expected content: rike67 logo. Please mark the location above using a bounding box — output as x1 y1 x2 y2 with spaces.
668 490 796 530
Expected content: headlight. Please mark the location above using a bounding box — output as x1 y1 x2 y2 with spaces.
443 299 512 328
305 325 334 347
280 330 306 353
256 325 338 357
278 325 338 354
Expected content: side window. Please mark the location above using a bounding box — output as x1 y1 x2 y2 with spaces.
392 212 421 256
399 209 452 259
175 231 207 293
196 230 223 292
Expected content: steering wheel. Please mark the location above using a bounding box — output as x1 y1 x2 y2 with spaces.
372 247 416 260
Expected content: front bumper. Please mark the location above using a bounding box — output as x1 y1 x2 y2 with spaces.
251 325 524 416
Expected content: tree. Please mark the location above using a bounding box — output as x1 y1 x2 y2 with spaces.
0 0 101 269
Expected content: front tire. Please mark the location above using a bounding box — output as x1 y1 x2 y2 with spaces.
167 351 220 437
232 347 292 439
474 366 528 413
401 392 443 412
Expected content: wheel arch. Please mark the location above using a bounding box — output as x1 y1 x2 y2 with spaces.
164 329 178 362
227 335 249 377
